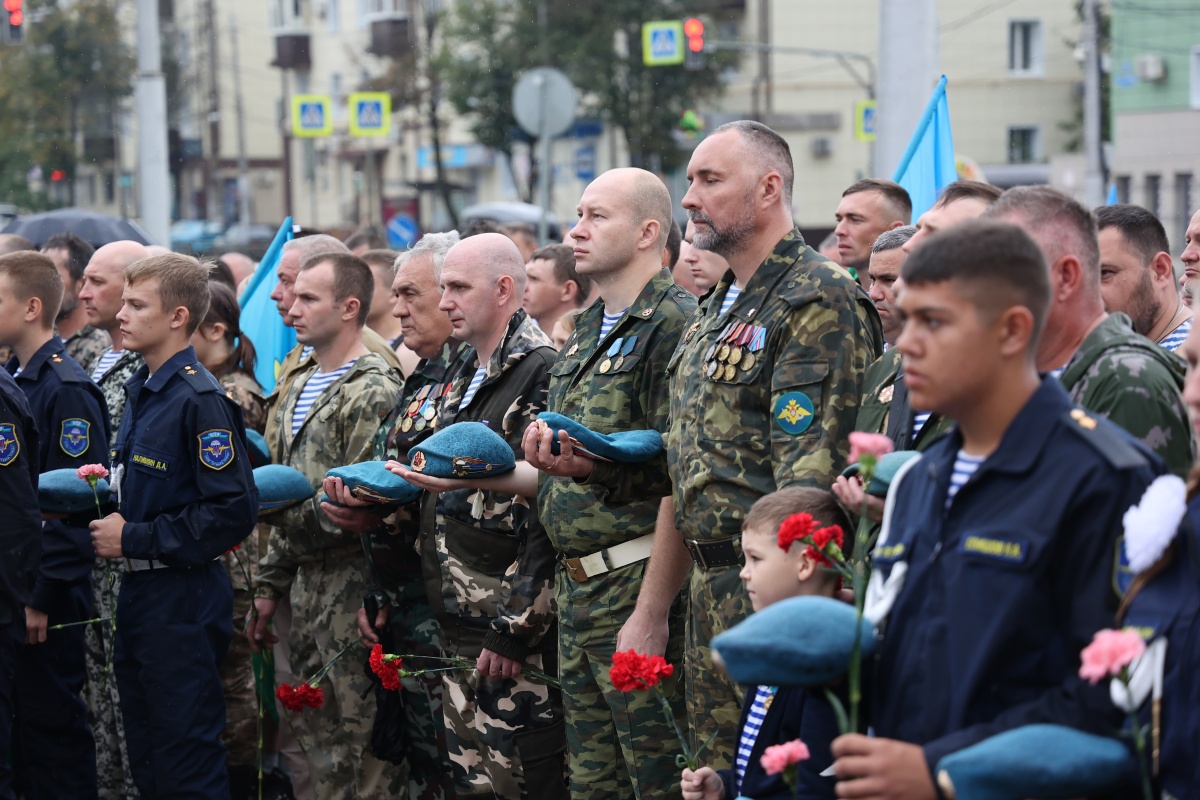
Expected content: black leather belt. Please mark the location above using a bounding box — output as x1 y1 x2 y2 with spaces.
683 536 742 571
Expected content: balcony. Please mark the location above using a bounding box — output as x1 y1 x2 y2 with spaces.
366 0 413 58
269 0 310 69
272 33 311 70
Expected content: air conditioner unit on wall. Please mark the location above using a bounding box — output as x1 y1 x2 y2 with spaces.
1134 54 1166 82
811 137 834 159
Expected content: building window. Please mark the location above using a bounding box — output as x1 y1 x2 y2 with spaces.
1007 126 1040 163
1116 175 1131 204
1176 173 1193 247
269 0 305 31
1145 174 1162 219
327 0 339 33
1191 46 1200 109
1008 20 1043 76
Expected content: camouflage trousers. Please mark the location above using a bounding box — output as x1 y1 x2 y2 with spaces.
82 558 138 800
287 554 403 800
557 561 686 800
223 538 261 767
442 651 567 799
684 564 749 772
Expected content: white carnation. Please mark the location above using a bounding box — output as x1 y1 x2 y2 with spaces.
1122 475 1187 574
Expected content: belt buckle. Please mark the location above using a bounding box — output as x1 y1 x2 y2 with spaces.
563 557 588 582
684 539 708 571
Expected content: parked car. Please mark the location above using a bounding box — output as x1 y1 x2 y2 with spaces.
170 219 225 254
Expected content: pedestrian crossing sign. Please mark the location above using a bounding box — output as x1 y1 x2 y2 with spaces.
642 20 685 66
292 94 332 138
349 92 391 138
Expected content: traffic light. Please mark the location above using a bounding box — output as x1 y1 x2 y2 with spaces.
4 0 21 41
49 169 65 182
683 17 705 70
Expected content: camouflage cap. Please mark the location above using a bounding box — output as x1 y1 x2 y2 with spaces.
408 421 515 479
934 724 1132 800
245 429 272 468
325 460 420 506
253 464 314 518
841 450 921 497
711 596 877 687
537 411 664 463
38 468 110 514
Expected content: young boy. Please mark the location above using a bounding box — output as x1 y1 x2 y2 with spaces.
831 220 1164 797
681 486 851 800
0 251 110 798
88 253 258 798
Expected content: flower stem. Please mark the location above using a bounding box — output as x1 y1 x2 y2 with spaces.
48 616 111 631
654 686 696 770
307 641 357 686
1122 674 1154 800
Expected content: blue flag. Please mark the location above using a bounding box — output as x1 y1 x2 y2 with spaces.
1106 183 1119 205
893 75 958 220
238 217 294 394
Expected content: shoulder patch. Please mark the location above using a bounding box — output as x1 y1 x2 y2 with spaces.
48 355 83 383
773 391 815 435
198 429 235 470
1113 536 1133 598
0 423 19 466
181 364 220 394
1061 408 1147 470
60 418 91 458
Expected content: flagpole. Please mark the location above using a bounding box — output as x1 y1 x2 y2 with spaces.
892 76 948 183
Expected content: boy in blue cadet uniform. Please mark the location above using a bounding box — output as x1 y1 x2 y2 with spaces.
89 253 258 800
0 250 110 800
0 369 42 800
830 220 1166 800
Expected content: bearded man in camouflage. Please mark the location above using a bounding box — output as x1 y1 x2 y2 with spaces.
648 120 882 768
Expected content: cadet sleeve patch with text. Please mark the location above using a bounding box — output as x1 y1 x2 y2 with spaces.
773 391 815 435
959 535 1029 564
60 418 91 458
198 429 235 470
0 423 20 466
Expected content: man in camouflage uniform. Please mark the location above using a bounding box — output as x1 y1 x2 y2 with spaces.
521 169 695 800
248 252 404 800
322 232 467 800
985 186 1194 478
401 233 564 799
42 232 110 373
75 239 149 799
655 121 882 768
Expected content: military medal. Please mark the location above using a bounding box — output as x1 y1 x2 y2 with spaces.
723 363 736 381
423 405 437 420
600 337 622 374
401 416 413 433
613 336 637 372
705 343 718 362
706 360 720 378
879 385 894 403
741 352 757 372
414 417 427 432
406 400 420 416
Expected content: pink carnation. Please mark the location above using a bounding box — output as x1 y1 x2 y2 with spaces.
760 739 810 775
848 433 894 465
1079 628 1146 684
76 464 109 482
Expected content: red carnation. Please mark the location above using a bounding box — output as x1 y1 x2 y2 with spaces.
370 644 403 691
276 683 303 713
277 681 325 711
804 525 845 567
777 513 818 553
610 650 674 692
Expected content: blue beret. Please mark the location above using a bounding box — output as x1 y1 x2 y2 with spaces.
245 429 272 468
712 596 876 687
38 468 110 514
935 724 1132 800
408 421 515 479
537 412 663 463
253 465 315 518
841 450 920 497
326 461 421 506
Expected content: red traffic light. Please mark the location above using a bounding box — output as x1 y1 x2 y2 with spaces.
3 0 19 12
683 17 704 38
50 169 65 182
688 36 704 53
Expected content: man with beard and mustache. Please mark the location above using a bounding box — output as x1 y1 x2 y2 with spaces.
635 120 882 770
42 233 109 373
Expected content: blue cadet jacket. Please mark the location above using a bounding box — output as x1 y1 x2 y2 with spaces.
113 346 257 563
1122 496 1200 798
869 378 1165 778
9 337 111 609
0 369 41 626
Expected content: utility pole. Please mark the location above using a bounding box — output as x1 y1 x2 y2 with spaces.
230 14 251 227
875 0 939 179
135 0 171 245
1081 0 1105 207
203 0 220 222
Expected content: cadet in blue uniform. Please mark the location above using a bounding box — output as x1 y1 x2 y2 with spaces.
0 369 41 800
0 251 111 799
90 254 257 800
832 221 1165 799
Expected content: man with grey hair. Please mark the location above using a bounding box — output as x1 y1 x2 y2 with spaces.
985 186 1193 477
868 225 915 348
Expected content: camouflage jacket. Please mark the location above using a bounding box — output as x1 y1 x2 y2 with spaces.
1060 312 1193 478
363 338 472 604
667 230 883 542
856 347 954 451
217 368 267 434
421 310 559 660
255 352 403 600
100 349 145 449
539 269 696 556
62 325 111 375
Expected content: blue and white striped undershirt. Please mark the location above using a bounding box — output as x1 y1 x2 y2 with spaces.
945 450 985 508
599 309 625 341
1159 317 1191 353
91 349 124 380
734 685 775 792
720 283 743 318
291 359 357 437
458 366 488 411
912 411 932 439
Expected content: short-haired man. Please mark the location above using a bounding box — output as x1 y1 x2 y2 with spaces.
502 222 540 263
360 247 421 375
903 181 1003 256
524 244 590 337
0 251 110 799
323 231 466 800
345 228 387 256
832 220 1163 798
867 225 914 349
0 234 33 256
663 218 682 271
658 120 882 767
675 219 730 298
42 232 108 373
985 186 1193 477
833 178 912 283
89 253 258 798
249 252 404 799
1180 208 1200 305
1095 204 1192 352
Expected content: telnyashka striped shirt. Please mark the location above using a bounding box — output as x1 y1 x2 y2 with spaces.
458 365 488 412
720 283 743 318
291 358 357 437
734 685 776 794
945 450 985 508
91 349 124 380
599 309 625 342
1159 317 1191 353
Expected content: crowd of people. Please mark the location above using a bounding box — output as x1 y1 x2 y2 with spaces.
0 116 1198 800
